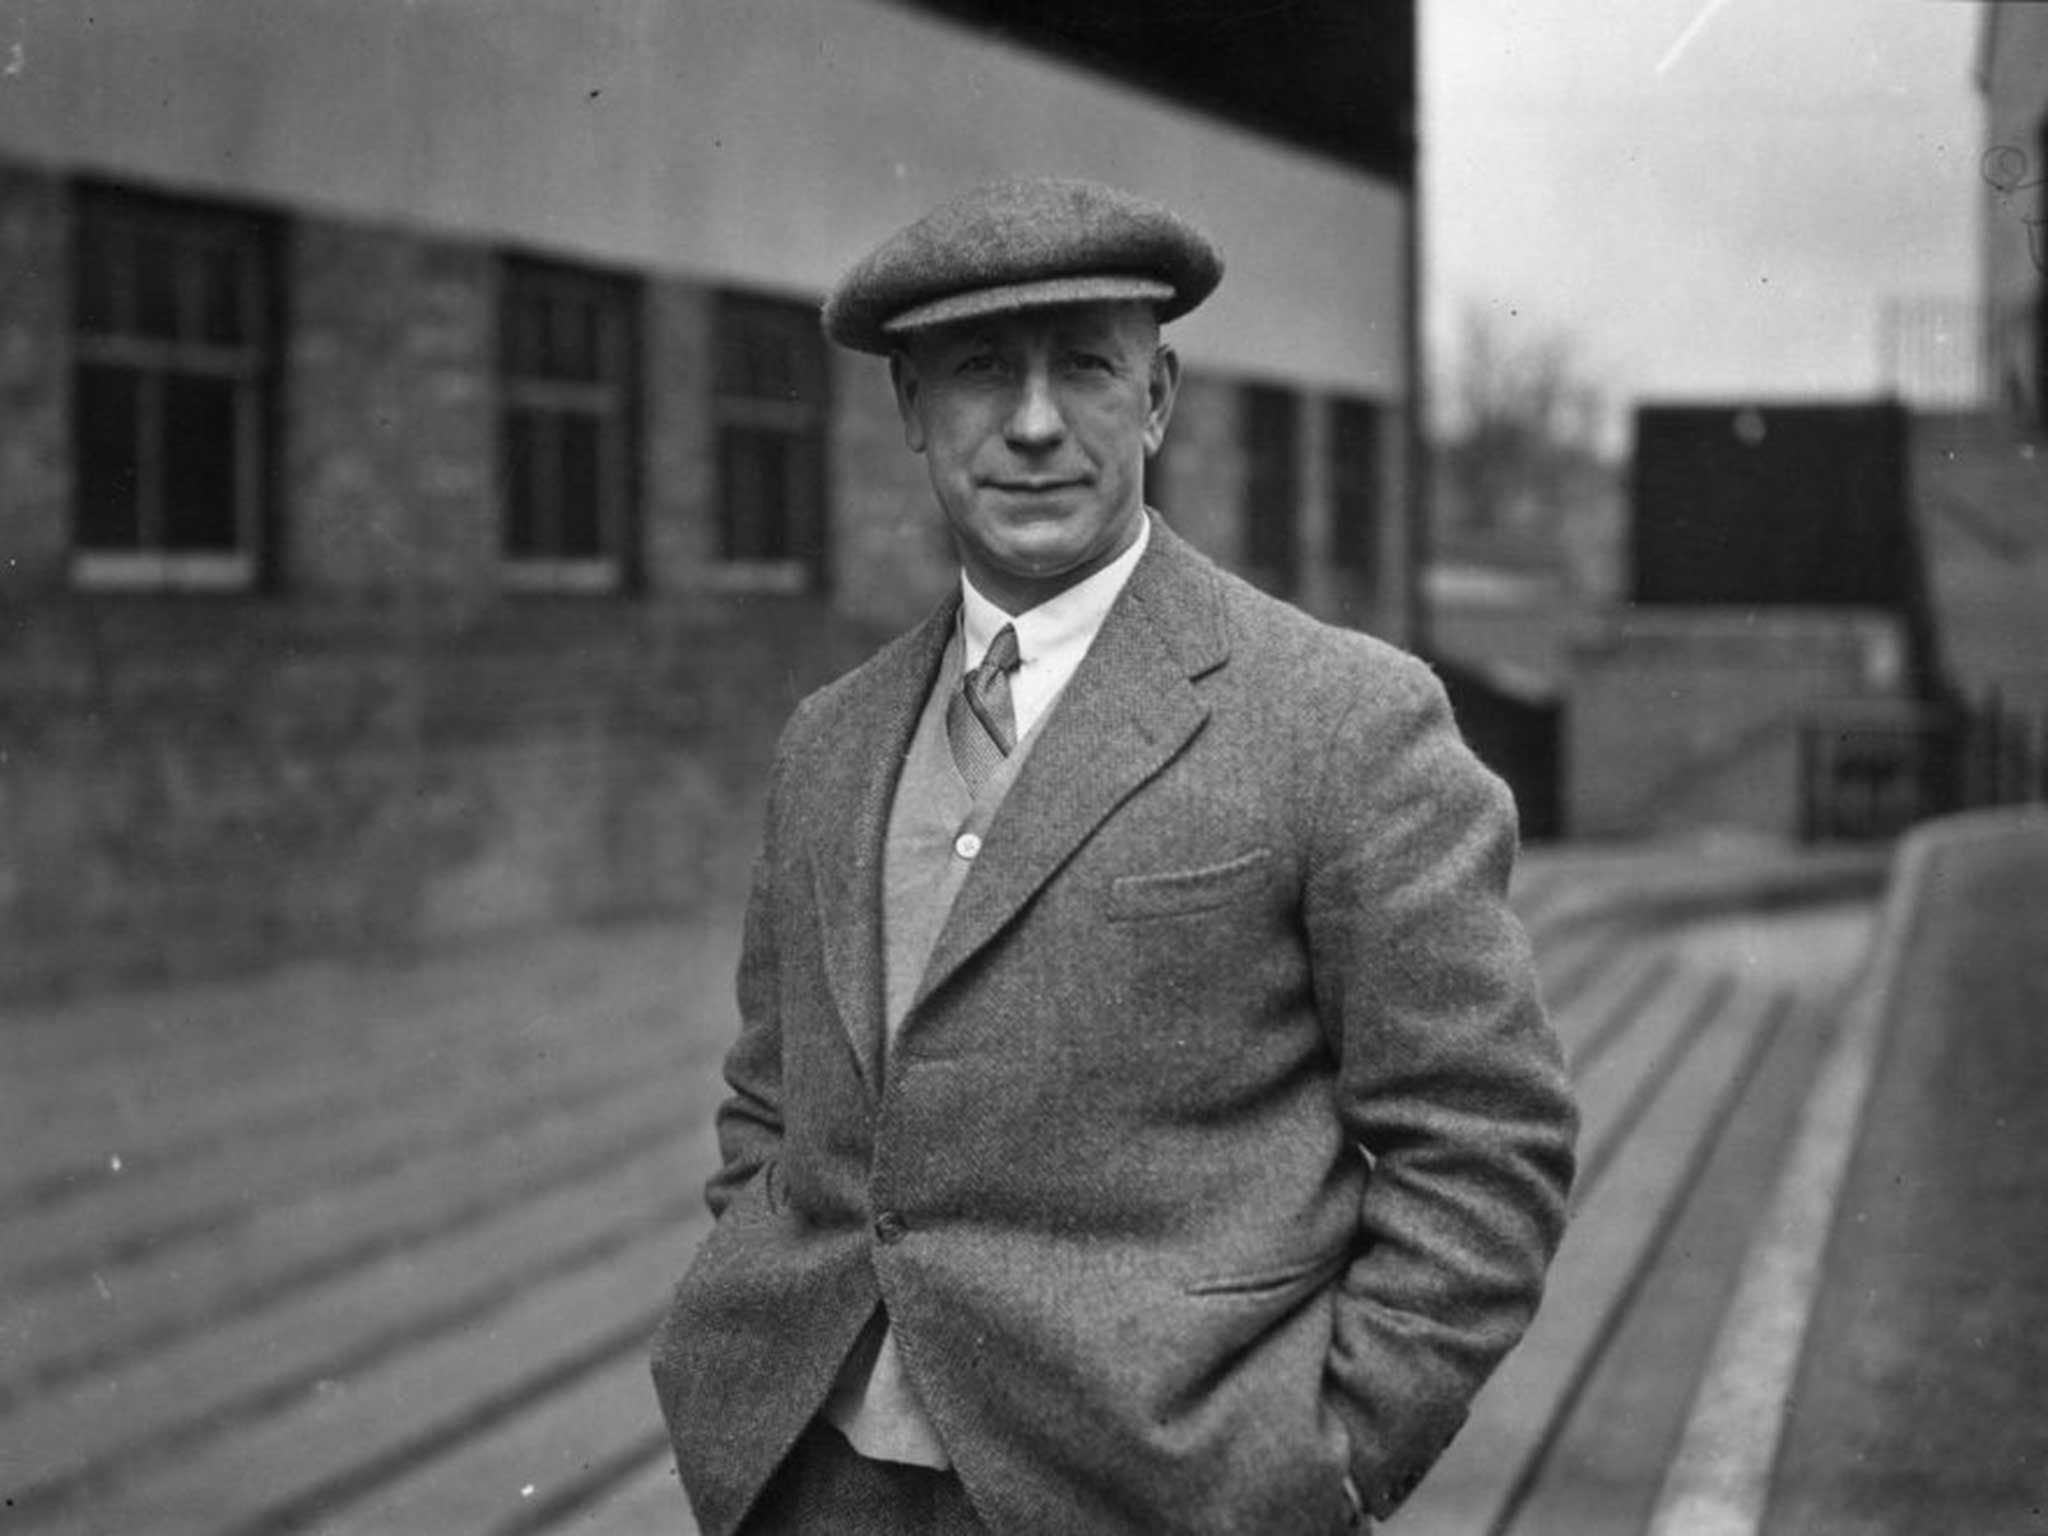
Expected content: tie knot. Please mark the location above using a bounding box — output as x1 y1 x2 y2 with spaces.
977 624 1021 679
950 622 1022 785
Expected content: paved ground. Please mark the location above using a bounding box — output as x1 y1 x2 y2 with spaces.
1398 856 1879 1536
0 918 742 1536
0 839 1936 1534
1765 818 2048 1535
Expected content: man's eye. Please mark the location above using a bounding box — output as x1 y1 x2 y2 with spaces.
956 353 1004 376
1065 352 1115 374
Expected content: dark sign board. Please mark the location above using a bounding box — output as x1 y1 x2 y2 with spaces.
1631 401 1911 608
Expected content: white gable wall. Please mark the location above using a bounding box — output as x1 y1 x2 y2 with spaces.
0 0 1408 397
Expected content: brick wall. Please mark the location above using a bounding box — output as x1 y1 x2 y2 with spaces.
0 155 1412 999
1155 374 1402 638
0 595 880 999
0 162 66 596
0 162 891 1001
288 218 497 603
1566 609 1910 839
643 280 717 591
1306 390 1408 639
1153 370 1244 567
829 346 955 631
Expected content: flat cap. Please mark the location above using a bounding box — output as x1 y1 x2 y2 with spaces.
821 176 1224 355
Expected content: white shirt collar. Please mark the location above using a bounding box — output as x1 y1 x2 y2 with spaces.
958 513 1151 738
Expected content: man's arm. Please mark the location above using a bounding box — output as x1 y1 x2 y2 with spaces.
704 733 796 1219
1305 661 1578 1518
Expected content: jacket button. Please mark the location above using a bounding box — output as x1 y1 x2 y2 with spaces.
874 1211 908 1245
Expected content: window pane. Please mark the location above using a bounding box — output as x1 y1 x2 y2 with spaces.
532 290 564 376
785 436 823 564
503 283 543 378
197 241 250 346
71 192 272 575
550 293 598 383
504 407 545 556
714 292 826 577
77 219 129 337
161 373 241 550
530 290 563 377
505 273 612 383
718 308 763 397
1245 386 1299 581
499 259 635 574
1332 399 1380 576
720 428 792 561
76 364 143 549
718 295 824 404
749 327 794 401
557 414 604 556
132 227 181 342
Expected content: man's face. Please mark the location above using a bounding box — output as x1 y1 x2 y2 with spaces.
891 301 1180 614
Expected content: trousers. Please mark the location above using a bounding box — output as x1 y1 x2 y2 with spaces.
739 1418 990 1535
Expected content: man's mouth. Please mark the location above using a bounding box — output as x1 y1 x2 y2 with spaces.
987 478 1084 494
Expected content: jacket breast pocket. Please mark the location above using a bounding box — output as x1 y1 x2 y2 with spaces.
1107 847 1273 921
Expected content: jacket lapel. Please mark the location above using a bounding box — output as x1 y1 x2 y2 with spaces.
911 521 1229 1017
811 597 957 1095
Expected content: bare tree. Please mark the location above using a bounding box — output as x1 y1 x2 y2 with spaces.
1433 309 1620 593
1437 308 1607 538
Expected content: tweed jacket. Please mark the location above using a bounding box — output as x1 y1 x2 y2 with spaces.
651 517 1578 1536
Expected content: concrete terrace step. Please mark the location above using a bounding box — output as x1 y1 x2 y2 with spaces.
1506 990 1845 1536
1 1139 711 1520
1 917 742 1536
0 850 1884 1534
1 1013 698 1299
31 1230 681 1536
1395 898 1875 1534
0 922 733 1201
1511 840 1889 945
544 1451 691 1536
2 1054 708 1412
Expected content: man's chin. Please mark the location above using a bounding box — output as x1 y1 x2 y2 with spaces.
979 517 1084 567
1004 536 1138 596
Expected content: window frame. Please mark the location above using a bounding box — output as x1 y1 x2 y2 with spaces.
1242 382 1301 593
497 253 641 594
1329 394 1383 582
709 288 830 591
69 183 277 594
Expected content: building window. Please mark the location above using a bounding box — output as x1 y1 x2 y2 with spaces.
71 186 274 591
713 291 827 587
1243 384 1300 592
1330 396 1382 582
499 256 638 592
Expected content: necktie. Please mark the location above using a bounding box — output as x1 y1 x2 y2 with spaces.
947 623 1021 794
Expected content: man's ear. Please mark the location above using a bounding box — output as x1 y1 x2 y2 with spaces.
889 352 927 454
1143 341 1182 458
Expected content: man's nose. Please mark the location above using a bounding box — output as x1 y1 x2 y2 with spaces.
1003 367 1067 448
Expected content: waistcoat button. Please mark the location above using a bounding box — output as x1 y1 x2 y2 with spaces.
874 1211 908 1244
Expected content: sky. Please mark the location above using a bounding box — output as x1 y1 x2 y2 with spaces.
1423 0 1985 430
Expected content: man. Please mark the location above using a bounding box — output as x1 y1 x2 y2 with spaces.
652 177 1577 1536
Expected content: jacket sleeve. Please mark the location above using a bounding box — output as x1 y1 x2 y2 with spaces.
1304 660 1578 1518
703 724 799 1220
